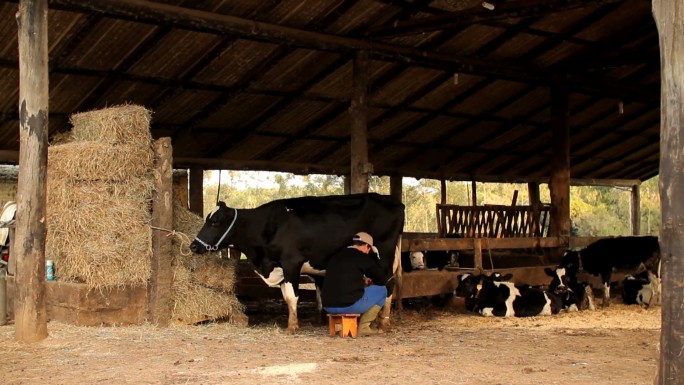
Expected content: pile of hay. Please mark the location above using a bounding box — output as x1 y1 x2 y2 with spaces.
170 191 245 325
46 105 154 288
45 107 244 324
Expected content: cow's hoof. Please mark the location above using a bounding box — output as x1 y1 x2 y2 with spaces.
287 323 299 333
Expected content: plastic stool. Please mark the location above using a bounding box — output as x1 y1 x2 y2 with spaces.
327 313 360 338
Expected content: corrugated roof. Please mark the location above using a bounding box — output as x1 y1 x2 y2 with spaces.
0 0 660 182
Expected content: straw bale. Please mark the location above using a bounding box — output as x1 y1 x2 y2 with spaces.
171 264 244 325
46 177 153 288
50 130 74 145
170 198 245 324
70 104 152 148
49 142 154 182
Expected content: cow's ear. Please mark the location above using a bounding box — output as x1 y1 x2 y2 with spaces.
502 273 514 281
544 268 555 277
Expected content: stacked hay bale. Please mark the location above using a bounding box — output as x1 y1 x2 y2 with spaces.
46 105 154 288
46 106 245 325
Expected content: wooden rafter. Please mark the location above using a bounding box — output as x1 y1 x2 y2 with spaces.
365 0 628 38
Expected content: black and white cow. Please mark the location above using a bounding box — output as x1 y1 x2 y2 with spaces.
552 236 660 307
455 273 562 317
544 267 596 312
189 193 404 332
622 270 661 307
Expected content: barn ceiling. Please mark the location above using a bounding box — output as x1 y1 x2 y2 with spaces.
0 0 661 183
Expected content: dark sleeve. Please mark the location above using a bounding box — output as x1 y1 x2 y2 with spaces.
363 255 388 285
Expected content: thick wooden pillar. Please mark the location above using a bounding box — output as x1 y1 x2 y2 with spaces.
15 0 49 342
188 166 204 215
548 83 571 238
390 175 402 202
149 138 173 326
653 1 684 383
630 184 640 236
528 182 540 206
350 50 370 194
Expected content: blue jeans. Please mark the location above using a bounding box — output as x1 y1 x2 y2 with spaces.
324 285 387 314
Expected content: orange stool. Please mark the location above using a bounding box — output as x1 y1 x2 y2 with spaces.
327 313 360 338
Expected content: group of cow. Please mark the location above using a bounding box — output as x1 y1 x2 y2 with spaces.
190 193 662 332
452 236 661 318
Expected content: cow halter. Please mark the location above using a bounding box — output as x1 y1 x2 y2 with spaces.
193 208 238 251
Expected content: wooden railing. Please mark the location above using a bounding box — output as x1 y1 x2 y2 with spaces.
436 203 550 238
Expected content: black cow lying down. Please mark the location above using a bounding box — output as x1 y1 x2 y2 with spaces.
190 193 404 332
545 267 596 312
622 270 661 307
552 236 660 307
455 273 562 317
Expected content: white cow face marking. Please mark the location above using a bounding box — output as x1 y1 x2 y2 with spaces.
554 268 567 289
410 251 426 270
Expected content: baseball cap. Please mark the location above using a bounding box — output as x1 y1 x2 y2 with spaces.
353 232 373 246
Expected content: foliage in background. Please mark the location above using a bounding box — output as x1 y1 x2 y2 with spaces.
201 171 660 237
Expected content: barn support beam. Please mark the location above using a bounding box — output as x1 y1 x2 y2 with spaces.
15 0 49 342
148 137 173 326
630 184 640 235
174 156 642 187
653 1 684 383
188 166 203 216
390 175 402 203
349 50 370 194
549 83 571 239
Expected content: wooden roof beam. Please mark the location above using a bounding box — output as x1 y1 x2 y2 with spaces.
365 0 627 38
49 0 543 83
173 156 641 186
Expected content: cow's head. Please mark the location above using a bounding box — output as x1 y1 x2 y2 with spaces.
190 201 238 254
545 266 573 295
409 251 426 270
559 250 581 275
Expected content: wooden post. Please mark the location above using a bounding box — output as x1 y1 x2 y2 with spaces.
548 82 571 238
343 175 351 195
188 166 203 215
630 184 640 236
15 0 49 342
471 180 477 205
473 238 483 271
653 1 684 383
440 178 447 204
528 182 540 206
390 175 402 203
350 50 370 194
148 137 173 326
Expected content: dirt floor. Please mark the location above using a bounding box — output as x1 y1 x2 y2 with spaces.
0 299 660 385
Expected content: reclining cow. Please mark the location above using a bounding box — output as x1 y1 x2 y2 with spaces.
550 236 660 307
545 267 596 311
622 269 661 307
455 273 562 317
190 193 404 332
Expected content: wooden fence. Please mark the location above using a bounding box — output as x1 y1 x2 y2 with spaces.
436 203 550 238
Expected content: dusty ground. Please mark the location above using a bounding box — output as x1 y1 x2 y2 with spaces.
0 300 660 385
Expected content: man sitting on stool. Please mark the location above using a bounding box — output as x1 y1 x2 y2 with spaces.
322 232 388 336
